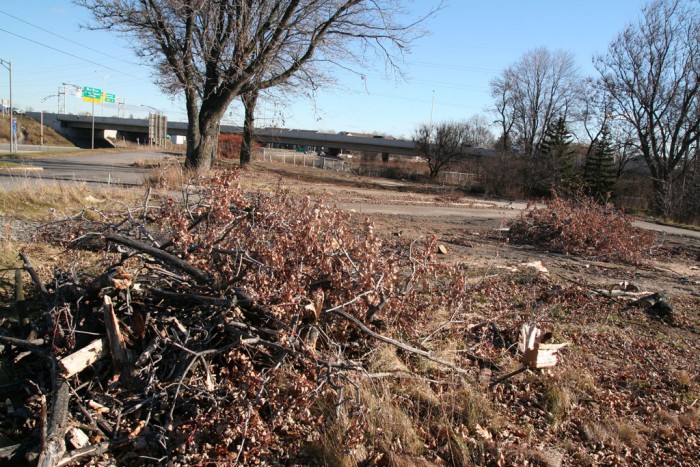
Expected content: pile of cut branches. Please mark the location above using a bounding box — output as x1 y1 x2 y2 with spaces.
0 170 489 465
507 194 657 264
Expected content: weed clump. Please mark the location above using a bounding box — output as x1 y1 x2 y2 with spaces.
507 194 657 264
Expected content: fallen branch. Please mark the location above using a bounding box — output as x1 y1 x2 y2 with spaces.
19 251 51 308
489 366 527 388
15 269 33 339
328 308 484 375
56 441 110 467
0 335 46 356
104 233 212 286
103 296 135 386
148 287 234 307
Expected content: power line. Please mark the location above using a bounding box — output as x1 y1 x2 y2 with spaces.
410 61 499 74
0 9 140 69
0 27 147 82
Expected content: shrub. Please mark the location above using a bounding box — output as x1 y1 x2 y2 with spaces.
507 193 657 264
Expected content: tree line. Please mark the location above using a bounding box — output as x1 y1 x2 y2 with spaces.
421 0 698 222
77 0 698 222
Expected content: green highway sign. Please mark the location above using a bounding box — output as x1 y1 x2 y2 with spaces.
104 93 116 104
82 86 103 103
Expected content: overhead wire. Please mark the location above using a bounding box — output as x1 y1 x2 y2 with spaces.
0 9 141 68
0 27 148 82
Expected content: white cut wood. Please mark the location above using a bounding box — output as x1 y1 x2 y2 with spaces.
58 339 108 377
520 324 569 369
66 427 90 449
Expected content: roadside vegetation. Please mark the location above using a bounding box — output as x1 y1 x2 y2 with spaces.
0 167 698 465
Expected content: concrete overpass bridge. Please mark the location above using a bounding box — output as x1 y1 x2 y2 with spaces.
29 112 418 156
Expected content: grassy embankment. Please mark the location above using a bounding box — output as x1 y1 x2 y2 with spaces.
0 114 75 151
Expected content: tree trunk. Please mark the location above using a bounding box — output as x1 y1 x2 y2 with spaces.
651 171 673 218
185 116 220 172
184 88 228 173
240 90 259 166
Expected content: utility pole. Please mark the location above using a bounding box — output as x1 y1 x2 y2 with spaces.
0 58 15 154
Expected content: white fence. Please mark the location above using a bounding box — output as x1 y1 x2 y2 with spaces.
438 171 479 187
255 148 347 171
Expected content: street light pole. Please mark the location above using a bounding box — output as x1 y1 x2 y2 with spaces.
0 58 15 154
62 83 82 115
41 94 58 146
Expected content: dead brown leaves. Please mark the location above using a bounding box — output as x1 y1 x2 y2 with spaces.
507 194 658 264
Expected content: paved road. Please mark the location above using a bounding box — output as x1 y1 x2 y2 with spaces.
0 150 173 188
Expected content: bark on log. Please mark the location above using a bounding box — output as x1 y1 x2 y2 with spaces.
37 376 70 467
104 234 212 285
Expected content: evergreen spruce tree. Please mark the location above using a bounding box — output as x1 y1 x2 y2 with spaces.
539 116 578 195
584 125 617 201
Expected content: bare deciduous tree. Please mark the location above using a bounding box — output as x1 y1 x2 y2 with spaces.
77 0 438 172
594 0 700 216
415 121 471 179
463 114 495 149
490 48 581 156
490 69 517 153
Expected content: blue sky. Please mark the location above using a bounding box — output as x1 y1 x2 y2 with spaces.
0 1 648 139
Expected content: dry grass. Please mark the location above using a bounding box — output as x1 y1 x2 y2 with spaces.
142 159 208 190
0 180 139 220
362 382 424 456
614 419 647 450
543 384 574 426
441 384 494 431
0 114 74 147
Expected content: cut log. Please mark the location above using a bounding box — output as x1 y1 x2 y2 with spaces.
66 427 90 450
519 324 568 369
102 296 135 386
58 339 109 378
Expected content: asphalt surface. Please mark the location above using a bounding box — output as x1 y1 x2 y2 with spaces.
0 150 174 188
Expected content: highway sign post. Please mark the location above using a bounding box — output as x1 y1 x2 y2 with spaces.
82 86 102 149
82 86 116 148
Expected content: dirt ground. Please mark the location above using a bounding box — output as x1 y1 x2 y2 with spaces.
247 161 700 299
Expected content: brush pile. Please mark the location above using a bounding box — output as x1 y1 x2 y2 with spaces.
0 170 698 466
1 170 485 465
